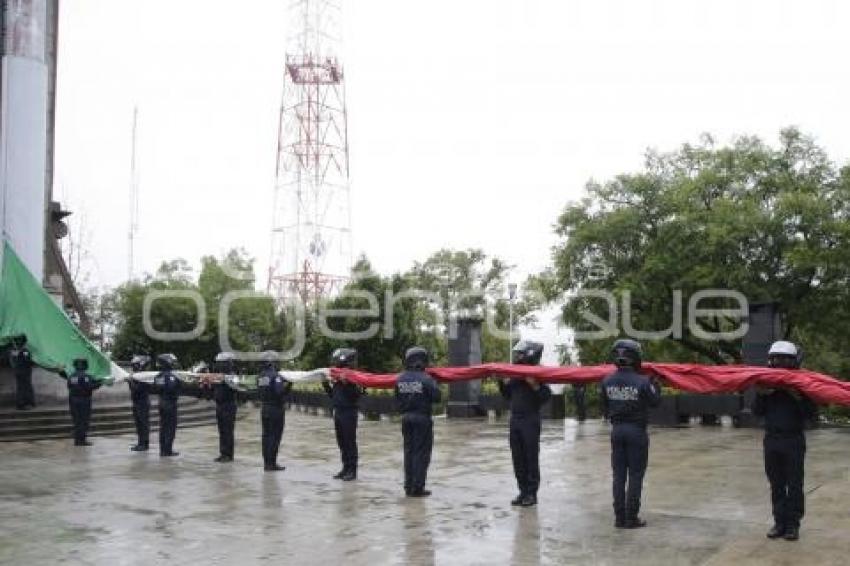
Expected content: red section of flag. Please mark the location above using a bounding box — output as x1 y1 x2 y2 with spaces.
330 363 850 405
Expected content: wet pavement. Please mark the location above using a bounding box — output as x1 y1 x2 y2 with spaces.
2 410 850 565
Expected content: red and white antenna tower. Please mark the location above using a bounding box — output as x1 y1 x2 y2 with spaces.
268 0 352 304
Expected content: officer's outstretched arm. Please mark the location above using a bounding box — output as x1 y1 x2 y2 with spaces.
430 379 442 404
644 378 662 407
801 396 818 420
752 392 767 416
599 383 609 419
538 384 552 405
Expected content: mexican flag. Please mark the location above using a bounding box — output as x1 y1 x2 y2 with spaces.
0 241 126 382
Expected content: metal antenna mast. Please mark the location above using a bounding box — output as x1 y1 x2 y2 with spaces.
128 106 140 281
268 0 352 304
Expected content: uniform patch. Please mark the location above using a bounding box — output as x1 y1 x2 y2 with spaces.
397 381 424 394
606 385 639 401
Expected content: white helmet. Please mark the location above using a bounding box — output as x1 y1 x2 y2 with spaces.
768 340 802 369
768 341 798 357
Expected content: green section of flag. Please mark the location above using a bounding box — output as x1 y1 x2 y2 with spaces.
0 241 113 380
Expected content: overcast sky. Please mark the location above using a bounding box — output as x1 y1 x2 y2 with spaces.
55 0 850 345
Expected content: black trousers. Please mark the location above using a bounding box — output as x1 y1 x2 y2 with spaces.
509 415 542 496
132 396 150 447
69 397 92 444
159 399 178 454
334 409 358 472
573 388 587 421
15 372 35 408
764 432 806 528
261 405 285 466
611 422 649 520
402 413 433 493
216 401 237 458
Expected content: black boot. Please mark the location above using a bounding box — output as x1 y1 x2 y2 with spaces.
341 470 357 481
519 494 537 507
130 444 149 452
625 517 647 529
511 493 525 506
766 524 785 539
264 464 285 472
333 469 346 480
615 516 627 529
409 489 431 498
783 526 799 541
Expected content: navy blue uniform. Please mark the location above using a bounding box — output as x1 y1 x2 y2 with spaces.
214 383 238 459
128 379 150 448
753 390 816 531
153 370 181 455
258 369 291 468
10 346 36 409
323 380 364 474
601 368 661 523
395 370 441 494
499 379 552 499
66 370 102 445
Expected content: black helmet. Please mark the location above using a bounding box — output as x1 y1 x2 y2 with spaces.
512 340 543 366
72 358 89 371
215 351 236 373
330 348 357 368
130 354 151 372
156 353 178 370
261 350 279 370
403 346 429 371
611 339 642 368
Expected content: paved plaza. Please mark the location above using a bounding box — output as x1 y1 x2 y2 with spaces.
2 410 850 565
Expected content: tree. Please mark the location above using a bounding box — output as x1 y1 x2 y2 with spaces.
406 248 541 362
300 257 446 372
544 129 850 376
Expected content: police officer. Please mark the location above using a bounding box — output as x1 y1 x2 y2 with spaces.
152 353 181 457
9 335 36 410
128 355 151 451
258 351 291 472
212 351 238 463
322 348 365 481
572 383 587 422
499 340 552 507
754 341 817 542
65 358 102 446
395 346 441 497
601 339 662 528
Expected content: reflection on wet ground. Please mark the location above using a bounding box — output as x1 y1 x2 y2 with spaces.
2 410 850 565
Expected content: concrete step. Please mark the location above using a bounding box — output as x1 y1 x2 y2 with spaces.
0 404 216 428
0 399 244 442
0 397 202 421
0 412 218 436
0 417 230 443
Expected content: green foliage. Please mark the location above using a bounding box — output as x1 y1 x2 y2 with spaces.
110 249 293 367
107 248 525 371
543 129 850 377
